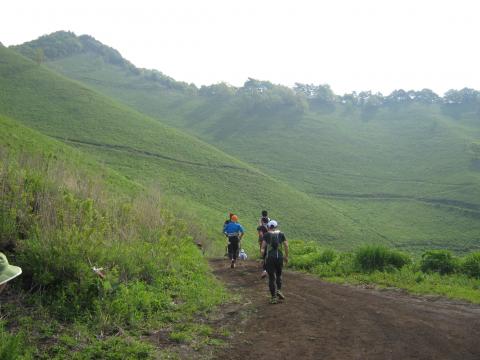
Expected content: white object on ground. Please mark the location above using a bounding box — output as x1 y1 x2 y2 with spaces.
239 249 248 260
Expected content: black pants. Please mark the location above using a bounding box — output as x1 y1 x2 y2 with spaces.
259 235 267 271
228 236 240 261
258 238 266 270
265 254 283 297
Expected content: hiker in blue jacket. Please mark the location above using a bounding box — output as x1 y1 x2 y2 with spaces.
223 214 244 268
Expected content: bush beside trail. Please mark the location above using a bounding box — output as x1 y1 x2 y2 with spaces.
289 241 480 304
355 245 410 272
420 250 459 275
462 252 480 279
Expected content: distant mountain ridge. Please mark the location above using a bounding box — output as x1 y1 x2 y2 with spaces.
12 31 194 93
13 31 128 65
14 31 480 105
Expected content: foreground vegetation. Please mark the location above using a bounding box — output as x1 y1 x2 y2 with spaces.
289 241 480 304
0 116 227 359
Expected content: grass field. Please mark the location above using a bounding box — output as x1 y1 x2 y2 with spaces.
22 33 480 254
1 31 480 359
0 45 383 252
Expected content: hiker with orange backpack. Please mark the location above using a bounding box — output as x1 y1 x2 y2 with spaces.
223 215 244 268
261 220 289 304
223 212 235 256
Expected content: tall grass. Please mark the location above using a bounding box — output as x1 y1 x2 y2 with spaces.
0 322 32 360
462 252 480 278
355 245 410 272
289 240 480 304
420 250 458 275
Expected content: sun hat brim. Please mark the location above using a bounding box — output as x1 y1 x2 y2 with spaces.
0 264 22 285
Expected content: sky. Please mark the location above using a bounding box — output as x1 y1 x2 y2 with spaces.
2 0 480 95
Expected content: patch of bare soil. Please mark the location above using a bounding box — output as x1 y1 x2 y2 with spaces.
210 259 480 360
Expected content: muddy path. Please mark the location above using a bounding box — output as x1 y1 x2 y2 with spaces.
210 259 480 360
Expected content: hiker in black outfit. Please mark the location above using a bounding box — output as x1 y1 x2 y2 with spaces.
261 220 289 304
257 210 270 278
257 210 270 250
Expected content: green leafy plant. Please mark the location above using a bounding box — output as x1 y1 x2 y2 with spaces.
355 245 410 272
462 252 480 278
421 250 458 275
0 322 32 360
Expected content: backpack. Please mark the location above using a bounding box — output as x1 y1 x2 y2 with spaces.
267 232 282 256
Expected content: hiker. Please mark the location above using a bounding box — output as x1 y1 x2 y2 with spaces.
261 220 289 304
257 210 270 250
257 222 269 278
257 210 270 278
0 252 22 294
258 210 270 228
223 213 235 256
223 215 244 268
257 210 270 279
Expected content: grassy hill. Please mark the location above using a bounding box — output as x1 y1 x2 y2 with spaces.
0 114 228 358
1 115 479 359
2 30 480 358
0 43 380 251
17 32 480 253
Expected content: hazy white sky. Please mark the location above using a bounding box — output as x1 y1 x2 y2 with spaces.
2 0 479 95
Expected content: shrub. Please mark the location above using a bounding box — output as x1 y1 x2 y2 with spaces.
329 253 356 276
355 245 410 272
288 240 319 256
421 250 458 275
0 322 32 360
462 252 480 278
319 248 337 264
289 242 355 276
290 248 337 271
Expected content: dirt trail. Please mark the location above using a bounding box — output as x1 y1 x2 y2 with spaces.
210 259 480 360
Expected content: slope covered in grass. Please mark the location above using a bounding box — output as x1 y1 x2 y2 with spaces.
0 114 228 359
0 43 379 249
19 32 480 253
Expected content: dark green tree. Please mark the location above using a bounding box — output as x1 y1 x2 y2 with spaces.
35 48 45 65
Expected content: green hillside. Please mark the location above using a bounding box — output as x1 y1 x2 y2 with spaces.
0 43 379 251
0 114 228 358
18 32 480 253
